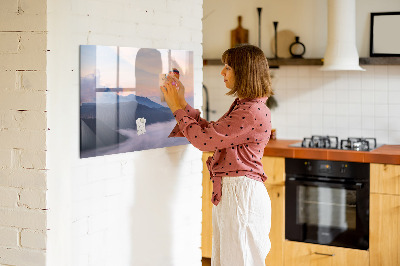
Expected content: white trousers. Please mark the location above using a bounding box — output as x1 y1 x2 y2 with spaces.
212 176 271 266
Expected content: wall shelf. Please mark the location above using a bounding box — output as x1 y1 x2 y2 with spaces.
359 57 400 65
203 57 400 67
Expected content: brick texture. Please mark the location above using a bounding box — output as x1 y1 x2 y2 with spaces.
0 0 47 264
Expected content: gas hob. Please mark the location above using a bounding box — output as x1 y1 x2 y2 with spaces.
289 135 382 151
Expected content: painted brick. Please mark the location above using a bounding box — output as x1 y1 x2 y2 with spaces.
0 208 46 230
19 189 46 209
0 13 46 33
0 247 45 266
20 229 46 249
0 129 46 150
0 33 47 71
19 0 47 15
0 149 11 169
0 90 46 111
0 0 18 13
10 148 22 169
16 70 47 91
0 187 19 208
0 71 16 91
0 169 47 189
0 32 20 54
1 110 47 130
20 149 46 170
0 227 19 247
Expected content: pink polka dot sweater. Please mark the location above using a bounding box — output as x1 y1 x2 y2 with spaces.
169 97 272 206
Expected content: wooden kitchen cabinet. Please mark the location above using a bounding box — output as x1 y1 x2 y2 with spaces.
262 156 285 266
264 184 285 266
370 193 400 266
261 156 285 186
201 154 286 266
370 163 400 195
284 241 369 266
370 163 400 266
202 152 213 258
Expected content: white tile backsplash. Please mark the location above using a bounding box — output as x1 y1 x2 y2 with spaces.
204 65 400 144
271 65 400 144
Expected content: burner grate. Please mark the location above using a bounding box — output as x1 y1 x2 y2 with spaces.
340 137 377 151
301 135 339 149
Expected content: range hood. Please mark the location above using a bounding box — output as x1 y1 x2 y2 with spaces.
320 0 365 71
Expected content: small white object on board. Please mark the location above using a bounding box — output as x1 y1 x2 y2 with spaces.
136 117 147 135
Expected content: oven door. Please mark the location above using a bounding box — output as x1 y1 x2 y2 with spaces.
285 177 369 250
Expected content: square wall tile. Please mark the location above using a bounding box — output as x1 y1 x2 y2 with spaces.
348 90 362 103
348 116 362 129
362 116 375 130
388 131 400 144
348 103 362 116
374 130 389 144
285 66 298 77
374 65 388 77
388 117 400 131
388 104 400 117
361 104 374 117
374 90 388 104
375 104 388 117
374 77 388 91
388 91 400 104
362 90 374 104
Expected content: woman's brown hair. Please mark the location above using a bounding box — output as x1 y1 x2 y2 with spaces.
221 44 273 99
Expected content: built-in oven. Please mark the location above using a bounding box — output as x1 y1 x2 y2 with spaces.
285 158 370 250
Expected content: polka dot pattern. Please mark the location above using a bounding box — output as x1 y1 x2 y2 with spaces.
169 97 272 206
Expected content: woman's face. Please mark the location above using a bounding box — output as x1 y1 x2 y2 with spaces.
221 64 235 89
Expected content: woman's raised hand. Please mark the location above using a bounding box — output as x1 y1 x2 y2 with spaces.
168 75 187 108
161 75 184 113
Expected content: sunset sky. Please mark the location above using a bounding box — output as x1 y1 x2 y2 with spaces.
80 45 193 105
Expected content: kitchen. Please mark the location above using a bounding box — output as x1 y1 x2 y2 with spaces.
202 0 400 265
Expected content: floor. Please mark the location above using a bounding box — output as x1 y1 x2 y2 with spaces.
202 257 211 266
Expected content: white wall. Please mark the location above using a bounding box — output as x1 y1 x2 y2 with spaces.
0 0 48 265
203 0 400 145
46 0 203 266
203 0 400 58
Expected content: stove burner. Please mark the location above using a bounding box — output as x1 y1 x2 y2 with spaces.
340 137 377 151
301 135 339 149
295 136 378 151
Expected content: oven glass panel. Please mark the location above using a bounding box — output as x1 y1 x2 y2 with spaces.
297 186 357 230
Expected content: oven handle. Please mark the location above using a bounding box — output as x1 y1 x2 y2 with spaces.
286 177 364 189
314 252 335 257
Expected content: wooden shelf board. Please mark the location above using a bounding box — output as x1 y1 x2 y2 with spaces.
204 57 400 67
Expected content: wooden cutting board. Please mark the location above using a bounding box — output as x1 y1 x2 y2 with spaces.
231 16 249 48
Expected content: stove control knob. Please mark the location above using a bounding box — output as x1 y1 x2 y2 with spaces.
340 164 347 174
304 161 312 171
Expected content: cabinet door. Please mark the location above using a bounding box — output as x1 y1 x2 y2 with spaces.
284 241 369 266
370 193 400 266
262 156 285 185
201 152 213 258
370 163 400 195
264 185 284 266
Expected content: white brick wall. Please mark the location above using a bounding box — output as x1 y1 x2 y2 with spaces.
47 1 203 266
0 0 48 265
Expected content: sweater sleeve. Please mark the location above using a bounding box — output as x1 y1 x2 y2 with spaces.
168 104 211 137
172 106 257 152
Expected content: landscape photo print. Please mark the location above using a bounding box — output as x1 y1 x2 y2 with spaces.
80 45 194 158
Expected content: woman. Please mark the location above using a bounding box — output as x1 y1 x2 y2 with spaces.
161 44 273 266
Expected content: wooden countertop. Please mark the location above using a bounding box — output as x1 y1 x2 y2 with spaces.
263 139 400 165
